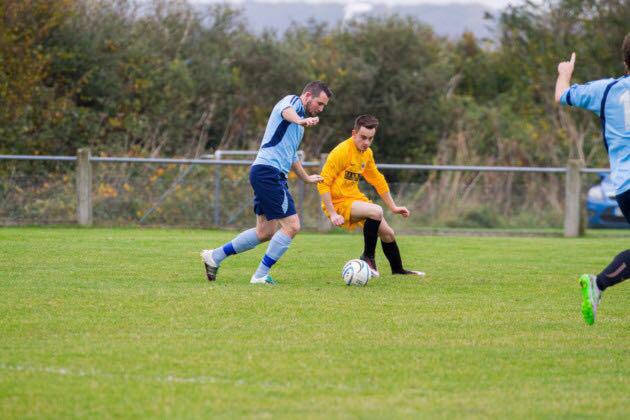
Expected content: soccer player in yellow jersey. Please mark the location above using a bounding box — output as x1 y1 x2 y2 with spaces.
317 114 425 277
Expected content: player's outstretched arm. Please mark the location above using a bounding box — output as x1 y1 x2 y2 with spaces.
282 107 319 127
320 192 345 226
555 52 576 103
379 191 410 218
317 150 344 226
291 160 323 184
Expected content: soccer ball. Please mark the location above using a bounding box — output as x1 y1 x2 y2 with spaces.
342 259 371 286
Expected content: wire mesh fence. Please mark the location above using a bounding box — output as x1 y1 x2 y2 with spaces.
0 160 76 225
0 155 606 234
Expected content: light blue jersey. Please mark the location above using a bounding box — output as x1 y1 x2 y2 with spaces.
561 75 630 195
253 95 306 176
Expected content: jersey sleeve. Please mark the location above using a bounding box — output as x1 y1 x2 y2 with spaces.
317 146 344 195
560 78 614 115
276 95 302 120
362 151 389 195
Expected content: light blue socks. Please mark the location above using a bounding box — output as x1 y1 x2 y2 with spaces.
211 228 260 264
254 230 292 278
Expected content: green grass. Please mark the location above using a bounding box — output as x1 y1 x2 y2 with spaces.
1 227 628 418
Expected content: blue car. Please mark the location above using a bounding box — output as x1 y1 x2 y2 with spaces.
586 174 628 228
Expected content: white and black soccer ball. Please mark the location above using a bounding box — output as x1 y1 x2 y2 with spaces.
342 259 371 286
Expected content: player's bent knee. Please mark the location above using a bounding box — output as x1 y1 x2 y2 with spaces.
283 226 300 238
288 221 301 236
371 205 384 221
280 217 301 238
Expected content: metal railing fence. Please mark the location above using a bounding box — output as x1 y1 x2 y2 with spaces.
0 149 614 237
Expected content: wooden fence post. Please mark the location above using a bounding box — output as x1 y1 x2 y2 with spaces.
76 148 93 226
564 159 583 237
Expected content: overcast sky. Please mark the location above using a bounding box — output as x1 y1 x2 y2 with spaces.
192 0 520 10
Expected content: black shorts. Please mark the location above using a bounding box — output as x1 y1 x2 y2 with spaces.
616 188 630 224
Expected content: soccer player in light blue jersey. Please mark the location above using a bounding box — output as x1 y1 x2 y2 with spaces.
555 33 630 325
201 81 332 284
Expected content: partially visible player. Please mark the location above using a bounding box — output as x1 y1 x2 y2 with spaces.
555 33 630 325
200 81 332 284
318 114 425 277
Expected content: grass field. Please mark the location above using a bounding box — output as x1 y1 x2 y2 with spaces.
1 227 628 418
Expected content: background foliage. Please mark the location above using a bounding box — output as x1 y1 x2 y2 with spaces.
1 0 628 228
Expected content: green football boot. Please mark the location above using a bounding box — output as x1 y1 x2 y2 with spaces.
579 274 602 325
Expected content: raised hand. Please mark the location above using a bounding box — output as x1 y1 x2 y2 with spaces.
557 52 576 77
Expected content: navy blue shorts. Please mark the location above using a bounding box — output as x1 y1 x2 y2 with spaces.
249 165 296 220
616 188 630 224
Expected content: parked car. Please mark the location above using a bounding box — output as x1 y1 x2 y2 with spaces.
586 173 629 228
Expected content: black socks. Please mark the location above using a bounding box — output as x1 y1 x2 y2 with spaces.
363 218 381 258
382 240 404 274
596 249 630 291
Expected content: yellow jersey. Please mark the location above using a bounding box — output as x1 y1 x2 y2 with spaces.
317 137 389 204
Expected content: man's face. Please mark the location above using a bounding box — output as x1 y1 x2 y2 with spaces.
304 91 329 116
352 126 376 152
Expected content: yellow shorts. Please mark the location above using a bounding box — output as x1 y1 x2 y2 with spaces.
322 197 372 231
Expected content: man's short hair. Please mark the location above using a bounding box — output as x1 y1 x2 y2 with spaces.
354 114 379 131
623 33 630 72
302 81 333 98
